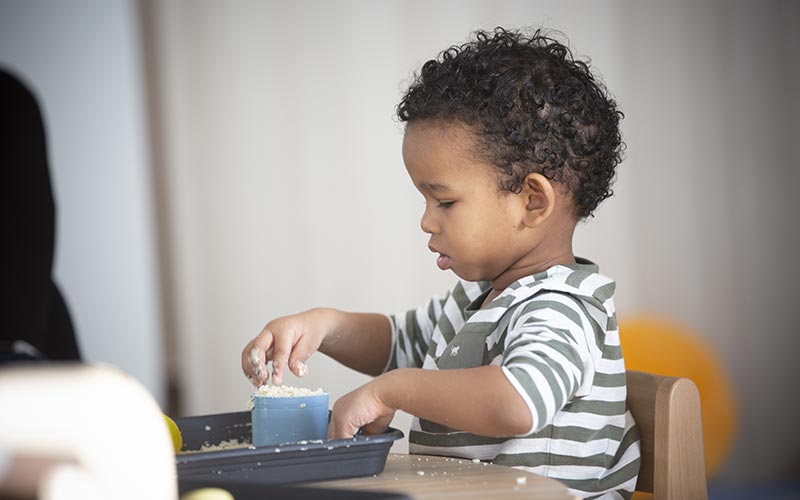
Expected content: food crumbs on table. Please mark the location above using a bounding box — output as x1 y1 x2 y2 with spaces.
204 425 211 431
416 471 425 476
516 476 527 485
472 458 481 463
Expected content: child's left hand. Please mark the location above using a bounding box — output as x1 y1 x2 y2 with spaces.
328 376 396 439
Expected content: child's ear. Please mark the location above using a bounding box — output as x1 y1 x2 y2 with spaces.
520 173 555 228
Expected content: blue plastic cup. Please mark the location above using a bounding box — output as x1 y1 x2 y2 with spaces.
251 393 329 446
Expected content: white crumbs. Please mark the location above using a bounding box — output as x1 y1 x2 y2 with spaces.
181 439 248 454
516 476 527 485
472 458 481 463
253 384 324 398
416 471 425 476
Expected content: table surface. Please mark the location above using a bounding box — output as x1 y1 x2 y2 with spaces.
310 453 576 499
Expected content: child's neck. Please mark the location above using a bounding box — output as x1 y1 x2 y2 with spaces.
482 250 575 307
482 198 579 308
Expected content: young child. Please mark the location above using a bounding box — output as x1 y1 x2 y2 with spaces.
242 27 640 499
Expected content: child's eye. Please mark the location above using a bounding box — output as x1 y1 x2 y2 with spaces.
438 200 455 209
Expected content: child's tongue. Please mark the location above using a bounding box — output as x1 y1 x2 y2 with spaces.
436 254 451 270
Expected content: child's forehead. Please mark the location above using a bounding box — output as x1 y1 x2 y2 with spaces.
404 119 476 144
403 122 500 190
403 120 482 165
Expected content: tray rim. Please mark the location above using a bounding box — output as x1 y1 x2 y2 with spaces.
174 411 404 464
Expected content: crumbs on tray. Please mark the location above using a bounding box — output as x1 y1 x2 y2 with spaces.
181 439 251 454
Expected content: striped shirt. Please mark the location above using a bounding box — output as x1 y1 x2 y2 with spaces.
384 259 640 499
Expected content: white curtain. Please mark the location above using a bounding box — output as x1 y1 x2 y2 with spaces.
142 0 799 485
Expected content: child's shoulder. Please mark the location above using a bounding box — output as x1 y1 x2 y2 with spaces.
506 259 616 319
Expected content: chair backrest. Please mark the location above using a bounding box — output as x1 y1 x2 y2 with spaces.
626 370 708 500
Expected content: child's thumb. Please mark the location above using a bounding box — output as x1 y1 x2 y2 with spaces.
363 412 394 435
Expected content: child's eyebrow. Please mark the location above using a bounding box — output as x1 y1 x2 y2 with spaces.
419 181 451 192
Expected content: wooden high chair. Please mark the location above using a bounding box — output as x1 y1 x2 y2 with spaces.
626 370 708 500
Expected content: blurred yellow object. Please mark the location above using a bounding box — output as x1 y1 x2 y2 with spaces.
163 414 183 454
619 316 737 479
180 487 234 500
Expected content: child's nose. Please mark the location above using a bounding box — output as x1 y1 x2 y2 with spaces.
420 207 437 234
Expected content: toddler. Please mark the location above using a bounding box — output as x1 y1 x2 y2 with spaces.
242 27 640 499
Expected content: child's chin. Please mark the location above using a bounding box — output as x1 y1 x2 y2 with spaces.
451 268 483 282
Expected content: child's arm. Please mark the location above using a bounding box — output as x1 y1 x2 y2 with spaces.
241 308 392 385
328 365 533 439
329 294 598 439
318 310 393 376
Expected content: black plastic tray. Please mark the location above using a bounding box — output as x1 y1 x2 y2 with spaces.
175 411 404 485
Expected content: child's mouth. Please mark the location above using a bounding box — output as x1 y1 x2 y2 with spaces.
436 253 451 270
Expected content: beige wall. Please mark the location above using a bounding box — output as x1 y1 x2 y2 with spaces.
143 0 799 486
0 0 165 404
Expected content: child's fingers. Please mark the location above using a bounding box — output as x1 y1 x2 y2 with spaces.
363 413 394 435
287 342 315 378
327 412 361 440
248 330 275 386
270 330 295 385
241 341 262 385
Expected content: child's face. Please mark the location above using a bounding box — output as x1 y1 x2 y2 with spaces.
402 121 530 283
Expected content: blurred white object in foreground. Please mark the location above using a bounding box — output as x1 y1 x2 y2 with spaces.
0 364 176 500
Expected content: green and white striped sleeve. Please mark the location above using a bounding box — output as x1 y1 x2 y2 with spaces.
383 290 452 371
501 291 596 434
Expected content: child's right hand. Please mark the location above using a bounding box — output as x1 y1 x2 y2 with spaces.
241 308 335 387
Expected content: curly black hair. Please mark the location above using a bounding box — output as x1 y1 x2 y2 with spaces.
397 27 624 219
